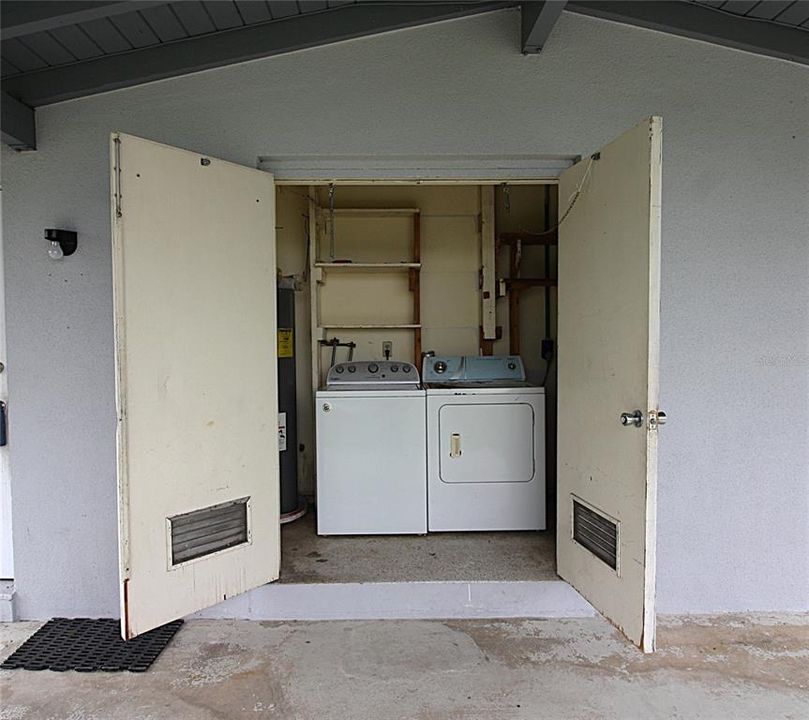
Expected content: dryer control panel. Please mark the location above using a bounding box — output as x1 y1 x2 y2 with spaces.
422 355 526 384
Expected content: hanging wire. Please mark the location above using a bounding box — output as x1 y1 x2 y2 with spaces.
529 153 599 236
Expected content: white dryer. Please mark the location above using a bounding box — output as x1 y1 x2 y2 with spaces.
423 355 546 532
316 360 426 535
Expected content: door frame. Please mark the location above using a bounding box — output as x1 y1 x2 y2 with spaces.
0 185 12 581
260 157 661 648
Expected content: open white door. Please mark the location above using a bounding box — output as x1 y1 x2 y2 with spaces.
111 134 280 639
557 117 663 651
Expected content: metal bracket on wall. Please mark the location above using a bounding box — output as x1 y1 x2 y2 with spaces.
0 401 7 446
113 136 123 218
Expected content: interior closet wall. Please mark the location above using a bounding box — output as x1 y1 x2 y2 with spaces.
492 186 558 503
278 184 513 495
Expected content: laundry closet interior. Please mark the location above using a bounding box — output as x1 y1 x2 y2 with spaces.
274 181 560 585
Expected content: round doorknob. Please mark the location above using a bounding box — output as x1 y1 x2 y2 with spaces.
620 410 643 427
656 411 667 426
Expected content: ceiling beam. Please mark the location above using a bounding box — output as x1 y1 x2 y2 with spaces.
566 1 809 66
521 1 567 54
1 1 167 41
2 92 36 150
3 2 512 107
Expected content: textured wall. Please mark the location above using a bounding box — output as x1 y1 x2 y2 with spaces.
2 9 807 618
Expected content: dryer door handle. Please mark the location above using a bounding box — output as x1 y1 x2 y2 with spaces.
449 433 462 458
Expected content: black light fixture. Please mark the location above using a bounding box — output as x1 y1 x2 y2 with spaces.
45 229 77 260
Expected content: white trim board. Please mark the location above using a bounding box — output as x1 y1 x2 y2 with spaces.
192 580 595 621
257 155 577 183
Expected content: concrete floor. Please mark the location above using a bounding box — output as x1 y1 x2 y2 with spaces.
2 614 807 719
280 511 556 583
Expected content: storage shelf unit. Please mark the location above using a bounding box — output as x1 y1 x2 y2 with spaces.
309 198 422 390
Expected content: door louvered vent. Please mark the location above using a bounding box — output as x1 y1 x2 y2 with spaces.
170 498 249 566
573 499 618 570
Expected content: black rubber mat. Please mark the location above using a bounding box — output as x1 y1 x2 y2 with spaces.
0 618 183 672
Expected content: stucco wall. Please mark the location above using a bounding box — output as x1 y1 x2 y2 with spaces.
2 9 807 619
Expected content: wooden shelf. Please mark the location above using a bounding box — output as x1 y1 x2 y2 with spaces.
320 323 422 330
315 262 421 272
331 208 420 216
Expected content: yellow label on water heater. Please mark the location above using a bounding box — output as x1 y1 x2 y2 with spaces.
278 328 294 358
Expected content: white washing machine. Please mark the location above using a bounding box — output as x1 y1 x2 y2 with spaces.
316 360 426 535
424 355 546 532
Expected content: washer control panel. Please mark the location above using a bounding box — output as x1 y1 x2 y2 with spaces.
326 360 420 388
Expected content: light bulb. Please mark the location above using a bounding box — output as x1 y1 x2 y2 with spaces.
48 240 64 260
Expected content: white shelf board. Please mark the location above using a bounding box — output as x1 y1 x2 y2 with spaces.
315 262 420 272
320 323 422 330
331 208 420 216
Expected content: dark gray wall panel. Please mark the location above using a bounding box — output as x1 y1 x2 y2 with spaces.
1 91 35 149
170 1 216 35
776 0 809 24
1 38 48 72
568 1 809 65
109 11 161 48
1 57 21 78
203 0 244 29
49 24 106 60
140 5 189 41
720 1 760 14
234 1 272 24
268 1 302 19
79 18 134 52
17 32 77 66
4 2 512 106
748 1 793 20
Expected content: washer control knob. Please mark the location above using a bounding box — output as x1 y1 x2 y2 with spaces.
335 366 345 373
368 363 379 373
435 361 447 374
322 403 331 413
403 365 411 373
508 361 516 370
348 365 356 373
391 365 399 372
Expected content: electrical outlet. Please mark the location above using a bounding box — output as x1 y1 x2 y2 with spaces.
382 341 393 359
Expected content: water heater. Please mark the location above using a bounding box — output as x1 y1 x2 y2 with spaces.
277 279 298 515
